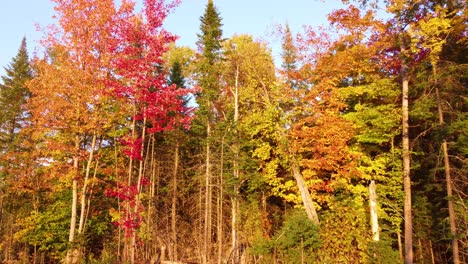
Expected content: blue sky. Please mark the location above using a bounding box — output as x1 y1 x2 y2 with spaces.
0 0 346 77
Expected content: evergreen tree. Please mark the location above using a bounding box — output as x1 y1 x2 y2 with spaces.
197 0 223 65
168 61 185 88
194 1 224 263
0 37 33 263
0 37 32 148
280 23 298 89
197 0 223 106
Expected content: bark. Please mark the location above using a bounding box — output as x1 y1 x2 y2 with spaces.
369 180 379 241
217 136 224 264
398 231 403 260
78 132 97 234
113 139 122 260
290 158 319 225
66 137 80 264
402 72 413 264
231 63 240 264
171 142 179 261
132 116 147 264
418 239 424 263
198 168 204 264
434 72 460 264
231 160 239 264
83 161 99 236
203 122 212 264
429 240 435 264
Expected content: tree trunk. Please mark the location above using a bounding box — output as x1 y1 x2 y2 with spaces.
78 131 97 234
132 116 147 264
402 72 413 264
434 72 460 264
113 138 122 260
369 180 379 241
147 134 156 260
171 142 179 261
429 240 435 264
217 136 224 264
203 122 212 264
290 158 319 225
398 231 403 260
231 63 240 264
66 137 80 264
231 170 239 264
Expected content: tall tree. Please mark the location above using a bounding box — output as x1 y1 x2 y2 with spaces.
280 23 299 90
26 1 187 263
222 34 278 262
195 1 224 262
408 4 466 262
0 37 32 151
0 37 33 263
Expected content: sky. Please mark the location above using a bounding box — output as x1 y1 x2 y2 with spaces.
0 0 346 77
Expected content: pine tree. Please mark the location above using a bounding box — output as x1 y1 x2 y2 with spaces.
168 61 185 88
195 1 224 263
0 37 33 263
0 37 32 149
280 23 298 89
197 0 223 105
197 0 223 66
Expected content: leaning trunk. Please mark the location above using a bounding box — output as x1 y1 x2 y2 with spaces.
290 159 319 225
78 131 97 234
434 65 459 264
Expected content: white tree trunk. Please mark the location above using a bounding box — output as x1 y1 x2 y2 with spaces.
290 159 319 225
369 180 379 241
402 73 413 264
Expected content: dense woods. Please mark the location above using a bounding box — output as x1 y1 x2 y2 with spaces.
0 0 466 263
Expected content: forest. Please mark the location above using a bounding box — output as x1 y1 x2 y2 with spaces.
0 0 466 263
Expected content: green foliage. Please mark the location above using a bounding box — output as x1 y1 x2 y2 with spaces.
314 195 371 263
281 24 298 74
250 210 320 263
14 197 71 260
197 0 223 63
0 37 32 185
450 113 468 154
341 77 404 236
274 210 320 250
367 237 402 264
163 44 196 79
196 0 224 110
82 212 114 260
239 198 266 245
0 37 32 143
1 1 468 263
84 246 119 264
341 79 401 145
168 60 185 88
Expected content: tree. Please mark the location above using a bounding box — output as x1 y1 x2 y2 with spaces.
327 6 404 259
26 1 188 263
168 61 185 88
222 34 279 262
0 37 33 263
0 37 32 151
280 23 299 90
194 1 224 262
343 1 467 262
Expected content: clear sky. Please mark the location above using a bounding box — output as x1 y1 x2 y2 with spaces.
0 0 346 77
